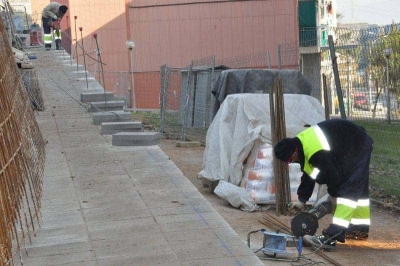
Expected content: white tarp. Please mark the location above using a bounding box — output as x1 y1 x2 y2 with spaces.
199 93 325 186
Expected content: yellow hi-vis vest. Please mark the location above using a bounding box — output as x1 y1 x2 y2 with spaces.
53 29 61 40
296 125 330 179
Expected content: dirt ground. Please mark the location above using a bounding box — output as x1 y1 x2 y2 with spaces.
159 138 400 266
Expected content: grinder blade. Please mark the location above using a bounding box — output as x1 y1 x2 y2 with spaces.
290 212 319 237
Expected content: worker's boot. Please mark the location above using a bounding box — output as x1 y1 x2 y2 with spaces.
303 233 337 250
346 224 369 240
45 44 51 50
304 228 345 250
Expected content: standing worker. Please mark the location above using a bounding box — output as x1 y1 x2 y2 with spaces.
273 119 373 249
41 2 68 50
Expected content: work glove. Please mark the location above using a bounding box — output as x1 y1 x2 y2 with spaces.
287 201 305 212
52 15 58 20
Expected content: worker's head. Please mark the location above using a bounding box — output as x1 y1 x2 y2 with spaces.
59 5 68 15
274 138 298 164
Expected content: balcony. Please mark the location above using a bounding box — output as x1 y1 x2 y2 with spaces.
299 26 330 54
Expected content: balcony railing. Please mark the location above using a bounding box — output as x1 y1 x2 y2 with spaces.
299 26 330 48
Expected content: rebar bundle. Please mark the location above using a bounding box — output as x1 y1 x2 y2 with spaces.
0 16 45 266
269 77 291 215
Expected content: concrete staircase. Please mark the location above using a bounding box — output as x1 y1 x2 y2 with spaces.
80 88 160 146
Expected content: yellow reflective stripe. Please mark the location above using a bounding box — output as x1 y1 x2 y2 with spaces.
353 206 371 219
357 199 370 207
336 198 358 209
333 197 357 228
314 125 330 150
332 217 350 228
44 34 52 44
309 167 320 179
350 218 371 225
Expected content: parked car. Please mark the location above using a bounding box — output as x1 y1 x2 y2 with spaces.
370 100 385 112
353 93 369 110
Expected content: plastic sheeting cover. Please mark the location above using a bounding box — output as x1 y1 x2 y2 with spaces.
199 93 325 186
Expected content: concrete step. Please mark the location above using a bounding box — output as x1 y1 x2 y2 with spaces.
87 101 125 113
81 91 114 103
79 88 104 94
101 121 142 135
112 132 161 146
92 111 131 125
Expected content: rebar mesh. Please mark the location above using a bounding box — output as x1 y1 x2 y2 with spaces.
0 17 45 266
19 69 45 111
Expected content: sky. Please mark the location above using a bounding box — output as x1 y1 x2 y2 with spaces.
336 0 400 26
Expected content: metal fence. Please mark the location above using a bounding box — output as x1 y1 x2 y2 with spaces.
328 25 400 201
160 23 400 203
159 46 302 143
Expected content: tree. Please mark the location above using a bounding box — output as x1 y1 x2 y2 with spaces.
366 24 400 108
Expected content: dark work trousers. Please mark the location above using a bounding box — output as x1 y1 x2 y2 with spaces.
41 17 53 49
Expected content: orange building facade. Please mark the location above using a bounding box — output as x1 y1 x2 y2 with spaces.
30 0 299 110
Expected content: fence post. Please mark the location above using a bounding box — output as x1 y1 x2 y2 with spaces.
211 55 216 85
328 35 346 119
181 61 193 141
266 51 271 69
160 65 168 133
278 44 282 69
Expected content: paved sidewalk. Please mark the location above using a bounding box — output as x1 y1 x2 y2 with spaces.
13 48 264 266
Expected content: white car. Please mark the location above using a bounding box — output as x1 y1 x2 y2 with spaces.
370 101 384 112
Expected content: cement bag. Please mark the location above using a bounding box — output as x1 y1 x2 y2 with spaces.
214 180 260 212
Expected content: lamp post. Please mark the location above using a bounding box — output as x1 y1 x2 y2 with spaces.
126 40 136 111
383 48 392 124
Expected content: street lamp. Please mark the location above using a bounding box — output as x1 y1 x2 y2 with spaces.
126 40 136 111
383 48 392 124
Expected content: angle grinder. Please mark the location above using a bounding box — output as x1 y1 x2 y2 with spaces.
290 196 334 237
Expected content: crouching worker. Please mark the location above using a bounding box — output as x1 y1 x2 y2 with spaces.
274 119 373 249
42 2 68 50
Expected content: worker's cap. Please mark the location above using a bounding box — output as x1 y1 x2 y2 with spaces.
59 5 68 14
274 138 297 162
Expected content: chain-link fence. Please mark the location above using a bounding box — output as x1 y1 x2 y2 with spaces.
326 25 400 201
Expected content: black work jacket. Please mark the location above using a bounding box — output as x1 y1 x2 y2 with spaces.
295 119 373 202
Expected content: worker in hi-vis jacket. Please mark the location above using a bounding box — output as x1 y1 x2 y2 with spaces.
41 2 68 50
274 119 373 250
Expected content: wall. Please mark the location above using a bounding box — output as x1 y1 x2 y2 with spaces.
29 0 299 110
128 0 299 72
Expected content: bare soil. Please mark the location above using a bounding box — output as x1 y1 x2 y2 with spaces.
159 138 400 266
